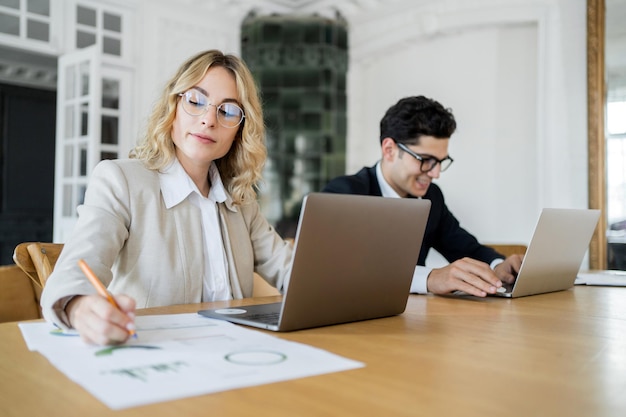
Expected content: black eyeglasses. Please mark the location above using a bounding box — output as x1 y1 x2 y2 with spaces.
396 142 454 173
178 89 245 128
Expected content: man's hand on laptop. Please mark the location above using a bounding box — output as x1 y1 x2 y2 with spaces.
494 255 523 284
426 258 504 297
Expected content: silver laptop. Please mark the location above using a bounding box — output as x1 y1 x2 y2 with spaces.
198 193 431 331
493 208 600 298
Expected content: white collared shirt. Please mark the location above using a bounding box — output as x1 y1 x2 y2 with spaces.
159 158 232 301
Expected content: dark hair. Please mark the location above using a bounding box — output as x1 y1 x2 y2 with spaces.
379 96 456 145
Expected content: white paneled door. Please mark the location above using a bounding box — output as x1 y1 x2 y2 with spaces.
53 45 129 242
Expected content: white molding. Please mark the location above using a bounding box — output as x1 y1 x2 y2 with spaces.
0 56 57 90
349 3 549 65
534 5 549 214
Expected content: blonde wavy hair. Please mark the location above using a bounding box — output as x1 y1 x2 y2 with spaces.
130 50 266 205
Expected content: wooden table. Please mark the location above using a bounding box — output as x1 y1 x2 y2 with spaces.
1 287 625 416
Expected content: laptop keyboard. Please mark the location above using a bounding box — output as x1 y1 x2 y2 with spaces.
246 311 280 325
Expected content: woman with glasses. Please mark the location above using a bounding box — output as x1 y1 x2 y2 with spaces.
323 95 523 298
41 50 293 345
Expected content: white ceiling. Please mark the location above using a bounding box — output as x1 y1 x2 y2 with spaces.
2 1 625 91
0 46 57 90
257 0 330 8
166 0 394 18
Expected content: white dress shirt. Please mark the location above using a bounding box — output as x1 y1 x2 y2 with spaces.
159 159 232 301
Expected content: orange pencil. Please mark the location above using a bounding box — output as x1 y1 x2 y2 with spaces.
77 259 136 338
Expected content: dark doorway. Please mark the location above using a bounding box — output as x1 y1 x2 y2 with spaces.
0 83 56 264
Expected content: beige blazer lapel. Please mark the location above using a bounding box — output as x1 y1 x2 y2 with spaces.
218 203 254 299
170 200 205 302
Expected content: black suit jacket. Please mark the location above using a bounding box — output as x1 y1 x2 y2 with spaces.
322 166 503 266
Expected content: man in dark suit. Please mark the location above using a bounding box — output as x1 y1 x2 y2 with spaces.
323 96 523 297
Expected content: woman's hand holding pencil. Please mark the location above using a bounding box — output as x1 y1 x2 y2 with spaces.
62 260 137 345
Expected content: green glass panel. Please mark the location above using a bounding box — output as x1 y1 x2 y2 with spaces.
103 12 121 32
27 19 48 41
0 0 19 9
242 16 348 226
77 5 96 26
0 13 19 35
27 0 49 16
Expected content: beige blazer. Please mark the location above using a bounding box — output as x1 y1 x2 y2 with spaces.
41 159 293 328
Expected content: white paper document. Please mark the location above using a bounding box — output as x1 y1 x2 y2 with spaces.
19 313 364 409
575 270 626 286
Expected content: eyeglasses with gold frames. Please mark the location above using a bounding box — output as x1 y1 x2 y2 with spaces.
178 89 245 128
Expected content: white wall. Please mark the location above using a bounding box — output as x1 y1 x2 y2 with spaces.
344 0 587 262
349 24 539 243
126 0 588 262
131 0 245 147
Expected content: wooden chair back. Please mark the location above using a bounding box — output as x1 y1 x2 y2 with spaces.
12 241 284 300
3 241 65 323
0 264 42 322
13 242 64 288
486 244 527 258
